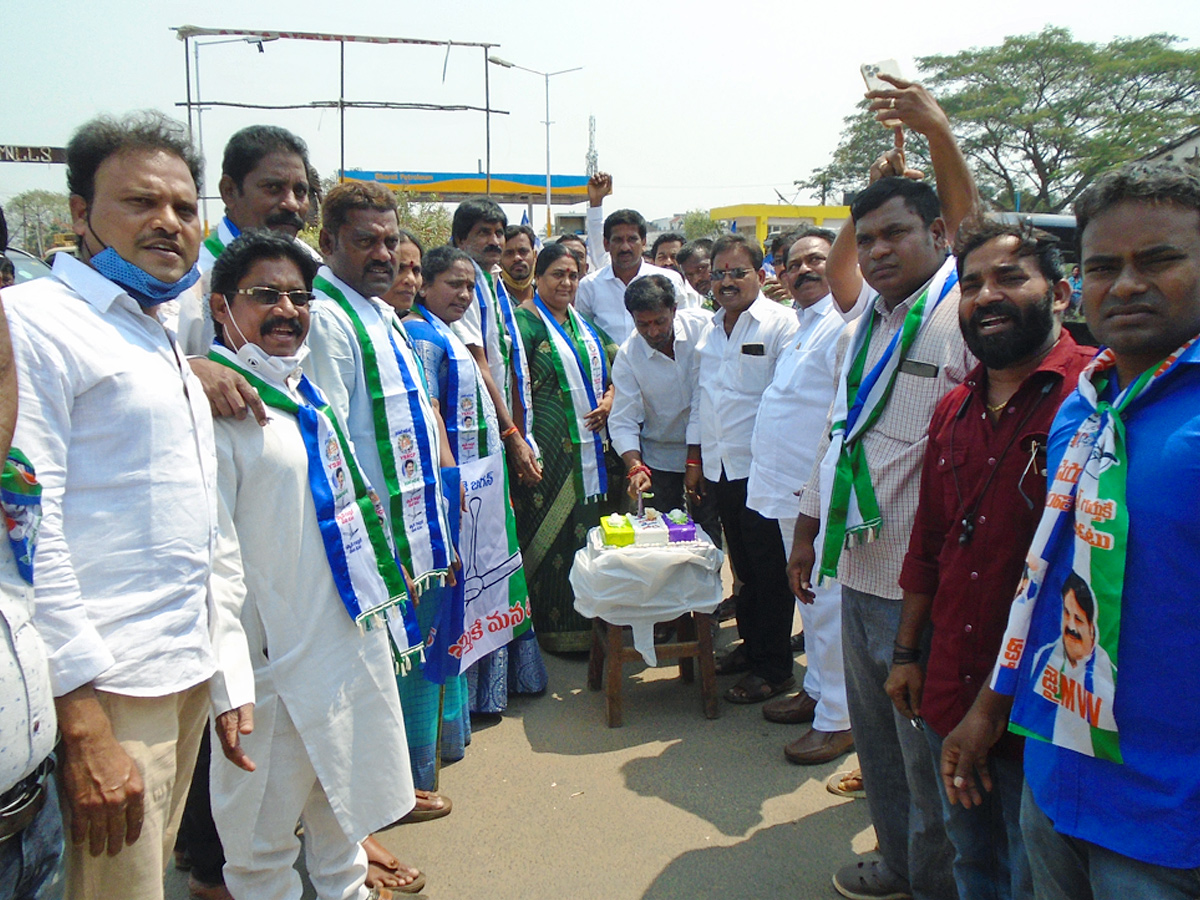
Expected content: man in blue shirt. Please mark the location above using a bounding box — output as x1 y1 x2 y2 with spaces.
941 160 1200 898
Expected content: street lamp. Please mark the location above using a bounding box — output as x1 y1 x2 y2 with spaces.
189 36 279 231
488 55 581 239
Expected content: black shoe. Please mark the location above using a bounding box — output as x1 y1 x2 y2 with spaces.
790 632 806 653
715 595 738 622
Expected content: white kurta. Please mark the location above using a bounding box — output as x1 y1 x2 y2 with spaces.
208 363 415 856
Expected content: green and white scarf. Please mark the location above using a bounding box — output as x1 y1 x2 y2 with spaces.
207 348 422 657
992 337 1197 762
412 304 500 463
818 257 958 583
532 295 609 501
314 269 453 593
198 216 239 272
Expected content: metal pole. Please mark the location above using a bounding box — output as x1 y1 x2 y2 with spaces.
484 49 492 197
544 73 551 239
339 40 346 181
195 41 208 232
183 37 193 138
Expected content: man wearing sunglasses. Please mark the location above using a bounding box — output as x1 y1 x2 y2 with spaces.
884 218 1092 900
204 229 416 900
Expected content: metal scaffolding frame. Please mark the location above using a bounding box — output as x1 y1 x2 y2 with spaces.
171 24 508 194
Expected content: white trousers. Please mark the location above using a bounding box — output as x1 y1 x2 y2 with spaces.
214 700 369 900
778 516 851 732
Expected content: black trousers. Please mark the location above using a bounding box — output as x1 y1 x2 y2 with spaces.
713 473 794 684
174 729 226 885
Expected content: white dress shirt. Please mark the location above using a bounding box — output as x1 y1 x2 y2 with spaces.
7 254 219 697
0 553 55 790
576 260 688 346
746 295 850 519
608 308 710 472
689 294 800 483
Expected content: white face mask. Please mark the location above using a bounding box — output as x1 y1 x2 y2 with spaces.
225 307 309 382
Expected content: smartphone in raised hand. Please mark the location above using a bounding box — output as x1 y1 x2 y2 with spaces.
861 59 904 128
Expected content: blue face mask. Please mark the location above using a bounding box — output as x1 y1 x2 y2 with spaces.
84 213 200 308
89 247 200 307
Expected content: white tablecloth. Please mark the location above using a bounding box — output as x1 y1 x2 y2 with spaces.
570 526 724 666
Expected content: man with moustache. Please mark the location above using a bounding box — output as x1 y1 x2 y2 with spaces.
750 226 865 766
204 230 417 900
609 274 712 525
5 111 226 900
883 218 1092 900
677 240 713 307
450 199 542 487
943 162 1200 897
500 224 538 303
689 233 799 703
790 78 975 899
577 176 686 345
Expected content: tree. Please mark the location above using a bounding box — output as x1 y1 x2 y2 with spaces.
298 176 452 252
802 28 1200 213
7 190 71 256
680 208 720 240
799 102 932 204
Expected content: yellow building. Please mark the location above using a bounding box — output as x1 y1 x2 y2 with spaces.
710 204 850 248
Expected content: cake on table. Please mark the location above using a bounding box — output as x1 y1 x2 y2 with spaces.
600 508 698 547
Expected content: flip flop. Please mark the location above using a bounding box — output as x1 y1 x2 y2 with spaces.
363 836 425 892
395 789 452 825
826 768 866 799
724 673 796 704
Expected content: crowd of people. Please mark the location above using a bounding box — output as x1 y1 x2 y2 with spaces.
1 69 1199 900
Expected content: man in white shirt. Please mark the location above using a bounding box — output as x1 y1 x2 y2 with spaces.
0 294 63 900
748 228 859 765
7 111 229 900
688 233 799 703
677 240 713 307
577 187 687 345
205 229 416 900
609 275 716 539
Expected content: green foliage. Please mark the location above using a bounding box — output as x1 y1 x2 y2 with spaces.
803 28 1200 214
680 208 720 240
299 176 451 253
7 190 72 256
920 28 1200 212
800 102 932 204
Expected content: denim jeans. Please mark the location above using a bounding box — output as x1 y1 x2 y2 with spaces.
1021 782 1200 900
841 586 956 900
0 767 64 900
925 728 1031 900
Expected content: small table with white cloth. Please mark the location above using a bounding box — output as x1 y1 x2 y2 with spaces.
570 526 724 727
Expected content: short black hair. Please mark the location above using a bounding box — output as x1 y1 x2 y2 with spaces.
783 227 836 267
954 216 1064 285
1075 161 1200 250
452 198 507 244
603 209 647 241
624 274 677 314
210 229 318 299
67 111 203 204
505 224 538 247
676 241 709 267
321 182 398 240
850 176 941 227
0 256 13 279
222 125 309 191
770 229 801 258
1062 571 1095 624
651 232 685 259
421 245 474 284
555 232 583 245
710 232 764 270
535 241 582 277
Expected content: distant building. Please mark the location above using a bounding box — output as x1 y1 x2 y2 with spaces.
1141 127 1200 169
709 204 850 248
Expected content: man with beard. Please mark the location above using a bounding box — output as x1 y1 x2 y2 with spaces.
751 227 865 766
883 218 1092 900
500 224 537 303
677 240 713 307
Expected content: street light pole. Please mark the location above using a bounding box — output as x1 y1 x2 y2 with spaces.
488 56 581 239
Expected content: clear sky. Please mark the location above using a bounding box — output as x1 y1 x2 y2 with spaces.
4 0 1200 229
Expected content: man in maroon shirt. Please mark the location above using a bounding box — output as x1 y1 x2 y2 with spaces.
884 218 1095 900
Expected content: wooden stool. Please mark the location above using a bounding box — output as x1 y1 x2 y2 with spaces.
586 611 719 727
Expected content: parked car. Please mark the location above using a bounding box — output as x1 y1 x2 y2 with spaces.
3 246 52 285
